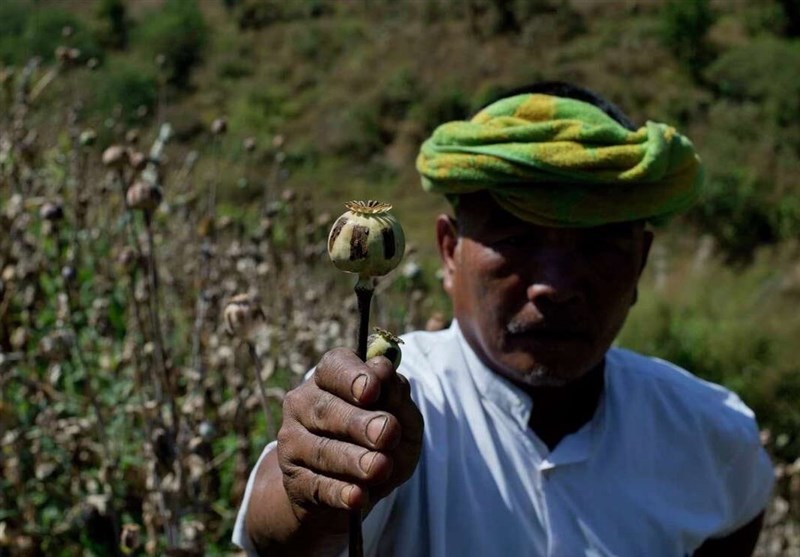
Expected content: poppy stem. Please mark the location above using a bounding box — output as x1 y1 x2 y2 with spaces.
350 276 374 557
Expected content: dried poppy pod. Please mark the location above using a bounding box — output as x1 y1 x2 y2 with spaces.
366 327 404 369
126 181 162 212
224 293 266 341
102 145 129 169
39 202 64 222
327 200 405 279
55 45 70 63
120 523 141 555
127 149 148 172
211 118 228 136
79 129 97 147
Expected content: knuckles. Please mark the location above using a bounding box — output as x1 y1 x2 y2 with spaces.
311 390 338 428
275 423 299 463
366 355 395 378
316 347 355 380
281 384 308 420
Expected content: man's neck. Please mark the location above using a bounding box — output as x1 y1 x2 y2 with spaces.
521 361 606 451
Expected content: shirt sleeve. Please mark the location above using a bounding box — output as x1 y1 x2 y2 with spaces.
231 441 275 555
714 425 775 538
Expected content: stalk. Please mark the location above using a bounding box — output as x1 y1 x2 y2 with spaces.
114 166 161 401
246 342 275 438
143 212 173 410
142 210 185 551
327 200 405 557
350 277 374 557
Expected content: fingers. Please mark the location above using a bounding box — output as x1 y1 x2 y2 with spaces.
279 429 394 485
283 465 367 511
377 372 424 445
284 385 401 452
315 348 395 407
277 348 425 516
278 423 394 513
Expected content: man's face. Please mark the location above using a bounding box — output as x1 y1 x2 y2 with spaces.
437 193 653 387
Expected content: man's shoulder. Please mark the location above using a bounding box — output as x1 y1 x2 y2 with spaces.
607 347 759 446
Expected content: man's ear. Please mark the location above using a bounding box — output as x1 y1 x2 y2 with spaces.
435 214 459 296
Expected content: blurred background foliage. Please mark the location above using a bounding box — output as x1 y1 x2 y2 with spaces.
2 0 800 554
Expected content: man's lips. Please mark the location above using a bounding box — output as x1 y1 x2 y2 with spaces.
505 321 591 341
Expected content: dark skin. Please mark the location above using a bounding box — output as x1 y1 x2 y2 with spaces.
243 192 764 556
245 352 424 556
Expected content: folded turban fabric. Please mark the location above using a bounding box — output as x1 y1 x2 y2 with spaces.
416 93 703 227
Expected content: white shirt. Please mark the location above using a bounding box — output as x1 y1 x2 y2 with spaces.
233 323 774 556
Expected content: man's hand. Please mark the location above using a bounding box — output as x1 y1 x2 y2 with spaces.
246 348 424 555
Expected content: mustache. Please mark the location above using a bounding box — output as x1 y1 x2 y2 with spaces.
506 314 590 336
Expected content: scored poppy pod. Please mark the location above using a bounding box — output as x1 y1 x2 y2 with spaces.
223 293 266 341
327 200 405 279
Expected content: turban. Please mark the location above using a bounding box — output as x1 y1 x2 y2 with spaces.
416 93 703 227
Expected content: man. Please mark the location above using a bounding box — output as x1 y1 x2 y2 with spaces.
233 82 775 556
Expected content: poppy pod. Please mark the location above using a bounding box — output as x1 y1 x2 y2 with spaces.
366 327 404 369
327 200 405 279
126 181 162 212
120 523 141 555
224 293 266 341
128 150 148 172
39 202 64 222
211 118 228 136
102 145 128 169
79 129 97 147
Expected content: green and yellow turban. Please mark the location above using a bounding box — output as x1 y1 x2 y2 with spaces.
416 93 703 227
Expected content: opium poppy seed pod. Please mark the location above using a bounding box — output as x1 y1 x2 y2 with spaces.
102 145 128 169
211 118 228 136
127 150 148 172
120 523 141 555
224 293 266 341
366 327 404 369
79 129 97 147
55 46 69 63
328 200 405 279
61 265 76 283
126 181 162 212
39 202 64 222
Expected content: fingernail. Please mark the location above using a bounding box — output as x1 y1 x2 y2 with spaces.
360 451 378 474
351 375 367 400
341 485 355 506
366 415 388 444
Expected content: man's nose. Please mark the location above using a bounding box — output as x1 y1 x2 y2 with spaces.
524 255 583 305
